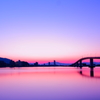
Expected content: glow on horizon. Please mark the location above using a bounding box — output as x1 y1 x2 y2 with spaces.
1 36 99 63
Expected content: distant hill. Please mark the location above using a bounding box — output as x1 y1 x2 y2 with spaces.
43 62 71 65
0 57 12 64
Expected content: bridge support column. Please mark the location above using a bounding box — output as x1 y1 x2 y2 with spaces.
89 58 95 77
90 58 94 68
79 60 82 69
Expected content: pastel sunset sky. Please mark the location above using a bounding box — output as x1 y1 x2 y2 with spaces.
0 0 100 63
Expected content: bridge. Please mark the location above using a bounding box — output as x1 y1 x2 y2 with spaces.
71 57 100 68
71 57 100 77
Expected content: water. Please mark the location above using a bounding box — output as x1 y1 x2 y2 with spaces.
0 66 100 100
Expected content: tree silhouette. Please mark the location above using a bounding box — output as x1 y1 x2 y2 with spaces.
9 60 16 67
21 61 29 67
34 62 39 66
0 61 7 67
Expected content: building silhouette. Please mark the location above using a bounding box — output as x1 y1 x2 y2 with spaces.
54 60 56 66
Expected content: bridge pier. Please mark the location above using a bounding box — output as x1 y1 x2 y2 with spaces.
89 58 95 77
90 58 94 68
79 60 82 69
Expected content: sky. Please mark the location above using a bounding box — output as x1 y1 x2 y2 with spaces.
0 0 100 63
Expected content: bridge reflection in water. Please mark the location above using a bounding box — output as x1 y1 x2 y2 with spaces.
71 57 100 78
79 68 94 77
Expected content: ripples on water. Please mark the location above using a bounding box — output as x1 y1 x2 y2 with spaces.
0 66 100 100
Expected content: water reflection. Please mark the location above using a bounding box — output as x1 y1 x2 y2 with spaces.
90 68 94 77
0 67 100 100
79 67 100 78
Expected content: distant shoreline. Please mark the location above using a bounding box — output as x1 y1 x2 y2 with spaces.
0 65 69 68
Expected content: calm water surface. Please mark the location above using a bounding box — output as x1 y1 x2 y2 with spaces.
0 66 100 100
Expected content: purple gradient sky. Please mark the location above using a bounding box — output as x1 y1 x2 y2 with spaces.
0 0 100 63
